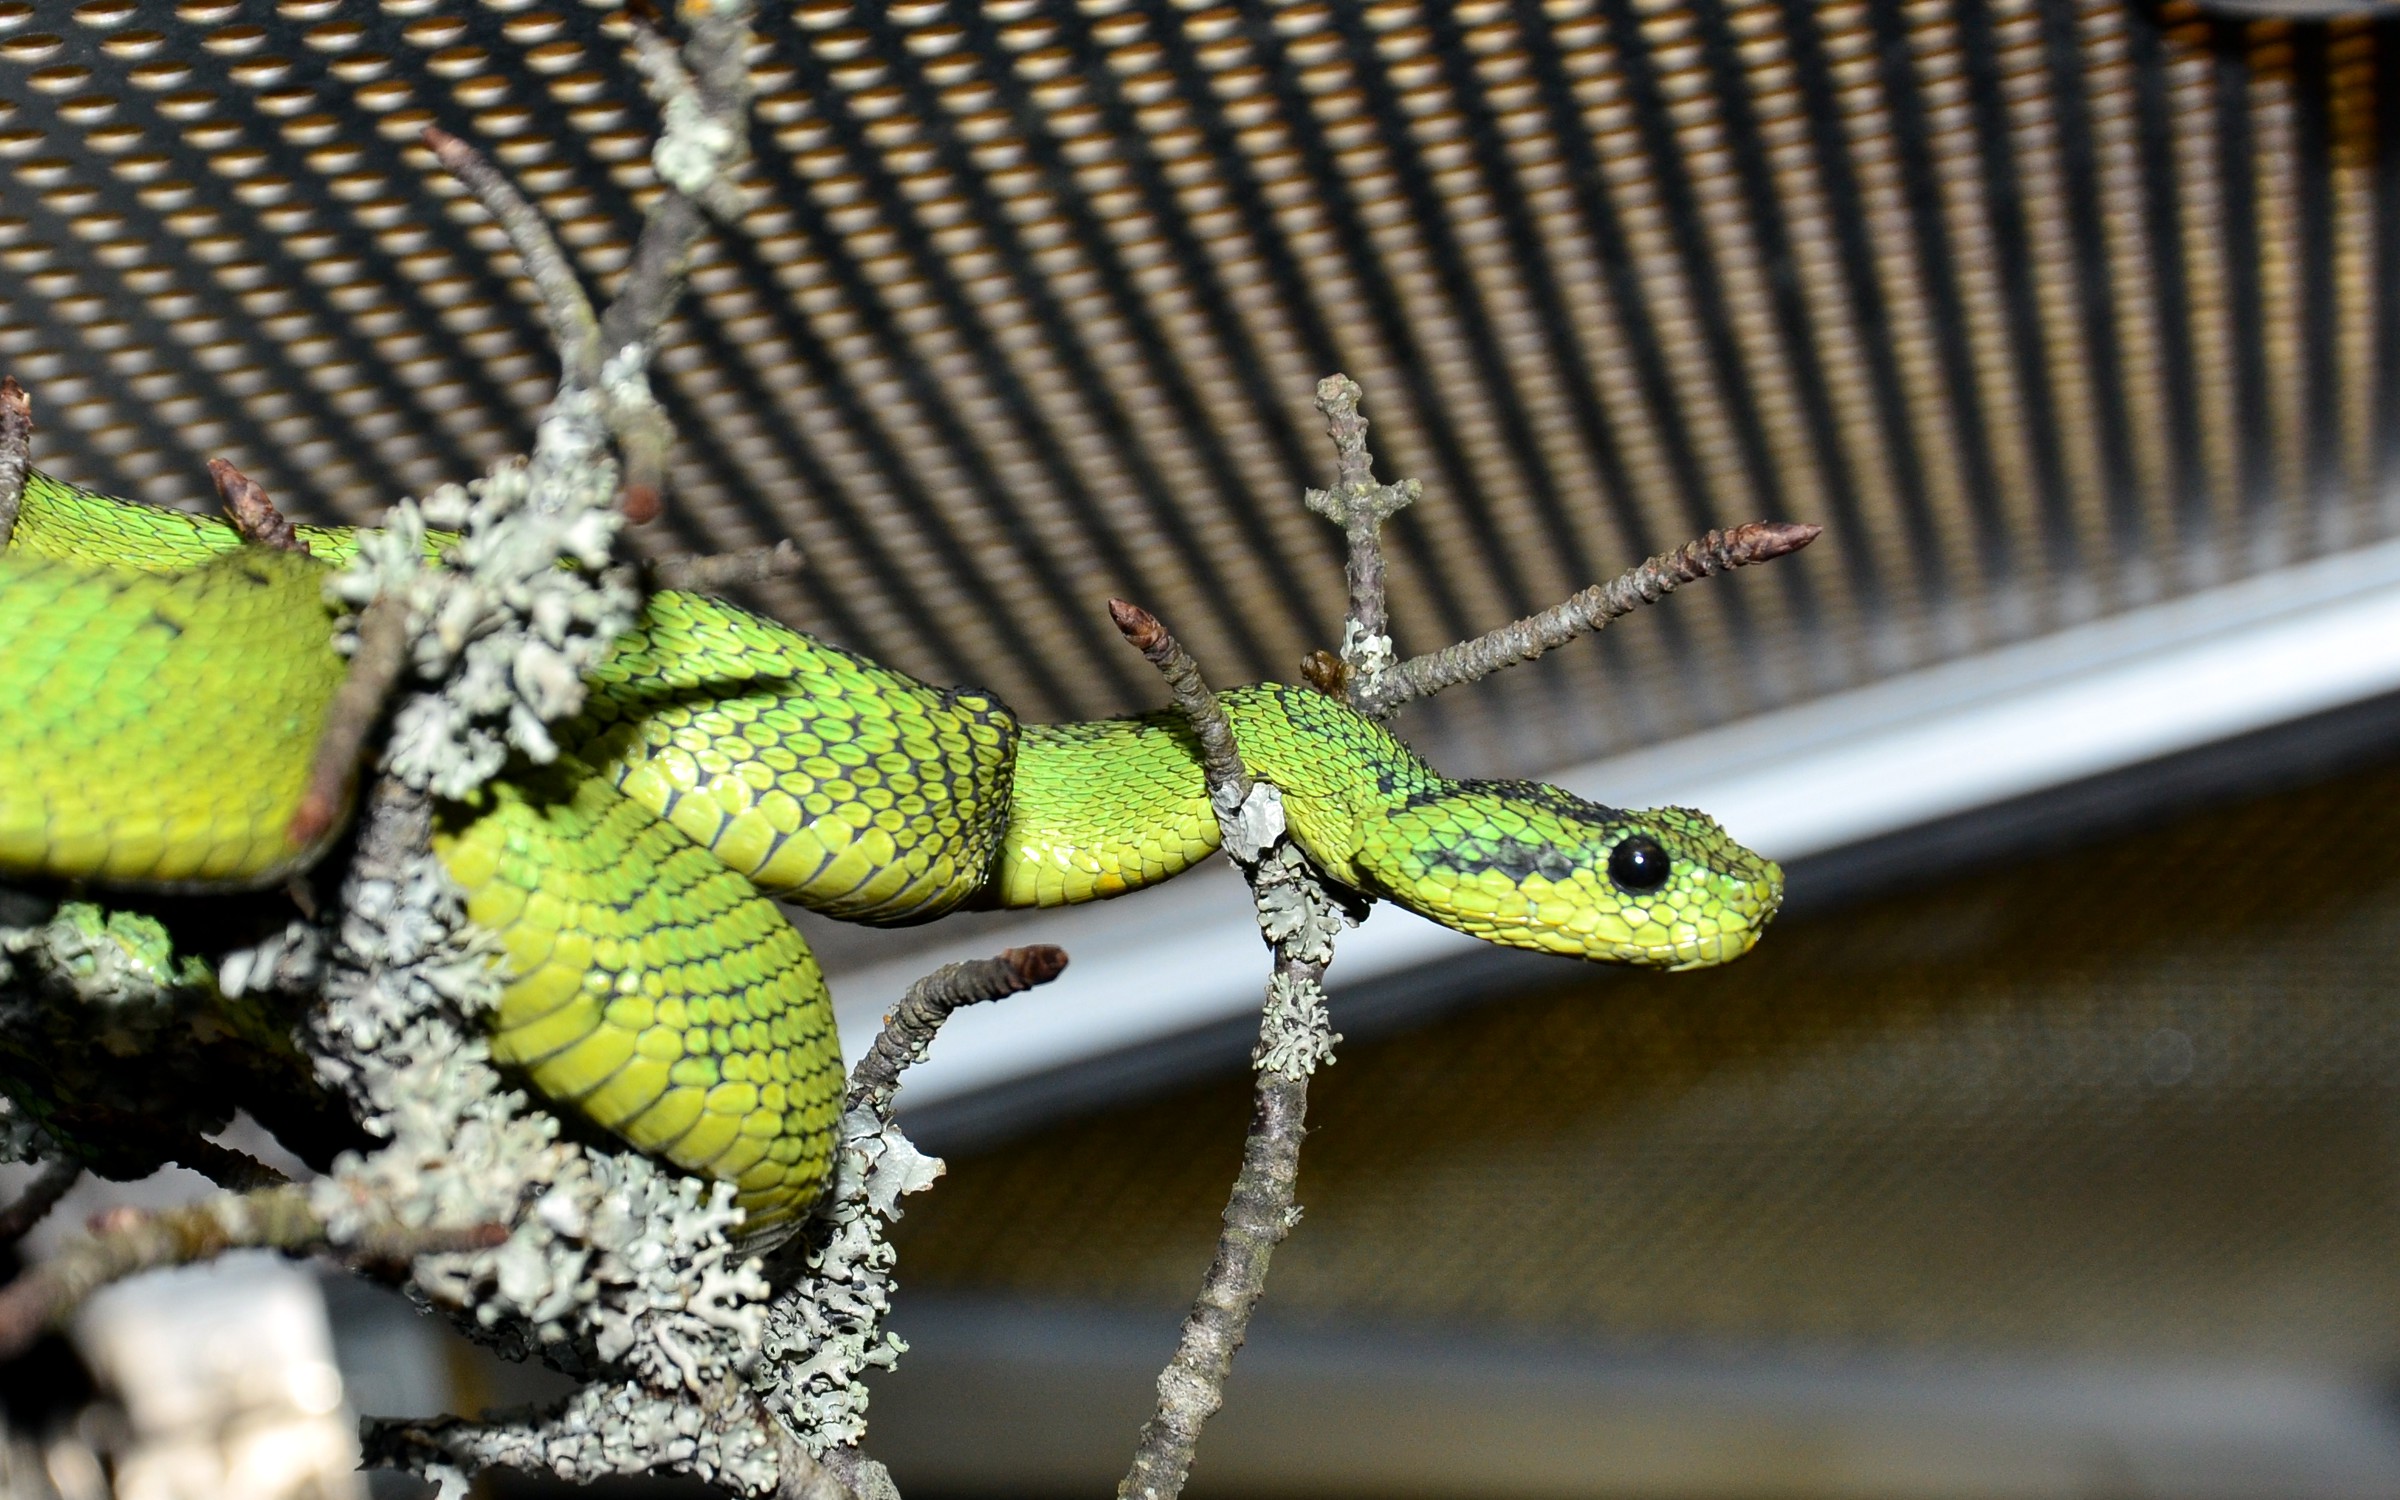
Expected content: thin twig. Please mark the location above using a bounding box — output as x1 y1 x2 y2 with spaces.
1358 521 1824 718
210 458 302 552
595 6 757 524
644 538 805 594
0 377 31 549
1109 600 1249 799
1110 603 1336 1500
171 1137 289 1193
0 1187 319 1356
847 946 1069 1118
422 127 601 388
288 594 413 849
0 1161 78 1244
597 188 707 384
0 1185 505 1357
1299 375 1417 686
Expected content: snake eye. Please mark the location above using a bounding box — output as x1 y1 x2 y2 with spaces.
1607 834 1671 893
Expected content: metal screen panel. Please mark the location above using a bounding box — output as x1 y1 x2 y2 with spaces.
0 1 2387 774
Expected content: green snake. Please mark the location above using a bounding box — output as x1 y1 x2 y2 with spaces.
0 475 1783 1239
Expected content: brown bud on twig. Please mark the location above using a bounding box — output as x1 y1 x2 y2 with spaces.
1001 944 1070 986
1298 650 1349 698
1109 598 1249 801
211 459 302 553
1108 597 1169 657
847 944 1072 1117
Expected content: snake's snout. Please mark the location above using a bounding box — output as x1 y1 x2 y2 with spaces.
1661 855 1783 970
1617 809 1783 972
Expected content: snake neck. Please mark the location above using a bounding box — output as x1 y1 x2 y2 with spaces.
990 684 1438 907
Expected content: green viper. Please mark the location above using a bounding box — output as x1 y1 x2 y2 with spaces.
0 474 1783 1238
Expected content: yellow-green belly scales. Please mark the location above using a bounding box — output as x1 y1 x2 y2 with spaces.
0 473 1784 1239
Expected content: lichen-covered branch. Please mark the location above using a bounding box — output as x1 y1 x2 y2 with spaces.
0 6 809 1494
1299 375 1418 696
595 6 757 524
760 944 1072 1475
1108 603 1347 1500
0 377 29 550
1356 522 1822 717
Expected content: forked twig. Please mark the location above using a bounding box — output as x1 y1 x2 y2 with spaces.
1300 375 1417 679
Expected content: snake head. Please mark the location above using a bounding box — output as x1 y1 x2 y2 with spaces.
1357 782 1783 970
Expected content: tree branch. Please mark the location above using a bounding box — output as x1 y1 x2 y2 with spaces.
1299 375 1417 694
1108 603 1342 1500
764 943 1072 1466
0 1160 77 1245
644 537 805 594
1357 521 1823 717
597 8 758 524
0 1184 503 1357
288 593 412 849
423 126 602 389
0 378 32 550
847 946 1069 1118
1109 600 1249 800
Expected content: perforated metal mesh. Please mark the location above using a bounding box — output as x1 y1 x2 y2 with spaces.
0 0 2390 775
895 752 2400 1360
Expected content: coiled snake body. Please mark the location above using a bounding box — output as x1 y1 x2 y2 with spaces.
0 476 1783 1238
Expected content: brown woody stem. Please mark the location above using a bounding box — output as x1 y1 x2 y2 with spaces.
1359 521 1823 717
847 946 1071 1118
0 377 32 550
1109 599 1250 801
288 594 413 849
0 1185 505 1358
423 126 601 387
1110 601 1331 1500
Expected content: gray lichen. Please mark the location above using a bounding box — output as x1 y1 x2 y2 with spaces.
758 1110 945 1451
1251 840 1355 969
328 411 636 799
317 397 781 1487
1253 972 1339 1080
